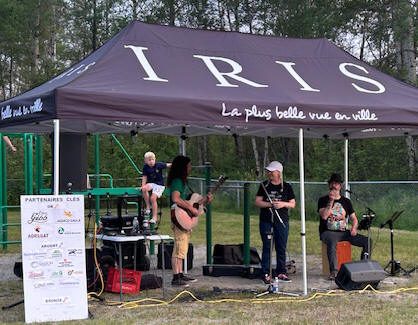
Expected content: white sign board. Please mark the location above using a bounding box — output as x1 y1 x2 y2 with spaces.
20 195 88 323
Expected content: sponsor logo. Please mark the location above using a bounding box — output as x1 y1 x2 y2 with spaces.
33 281 55 289
27 211 48 224
49 249 63 259
28 271 45 279
23 252 47 258
43 296 70 305
41 242 63 249
56 218 81 223
56 210 81 223
50 270 64 278
28 233 48 239
30 260 53 268
27 225 49 238
67 248 82 256
57 227 82 235
58 259 74 268
67 269 84 276
59 280 80 286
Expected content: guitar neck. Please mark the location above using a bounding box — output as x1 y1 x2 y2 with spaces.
199 182 223 203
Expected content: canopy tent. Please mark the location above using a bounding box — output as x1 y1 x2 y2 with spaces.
1 21 418 137
1 21 418 296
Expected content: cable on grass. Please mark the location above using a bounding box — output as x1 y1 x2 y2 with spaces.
87 223 105 301
98 286 417 310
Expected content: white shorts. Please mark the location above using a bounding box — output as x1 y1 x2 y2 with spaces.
150 183 165 198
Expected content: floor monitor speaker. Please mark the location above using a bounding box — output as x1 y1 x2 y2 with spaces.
335 260 386 291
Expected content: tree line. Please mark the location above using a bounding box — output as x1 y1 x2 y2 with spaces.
1 0 417 185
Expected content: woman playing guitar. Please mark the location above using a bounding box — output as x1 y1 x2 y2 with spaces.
167 155 213 287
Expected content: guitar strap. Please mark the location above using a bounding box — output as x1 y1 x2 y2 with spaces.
186 182 196 199
186 182 195 194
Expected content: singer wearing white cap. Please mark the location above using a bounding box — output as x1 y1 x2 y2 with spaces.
255 161 296 284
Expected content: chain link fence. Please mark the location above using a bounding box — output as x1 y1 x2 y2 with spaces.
5 177 418 231
188 178 418 232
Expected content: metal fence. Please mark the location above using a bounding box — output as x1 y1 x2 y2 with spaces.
4 177 418 232
186 178 418 231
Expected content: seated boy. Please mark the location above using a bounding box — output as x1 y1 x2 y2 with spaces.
141 151 171 223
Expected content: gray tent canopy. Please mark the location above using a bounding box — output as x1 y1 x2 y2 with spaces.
1 20 418 138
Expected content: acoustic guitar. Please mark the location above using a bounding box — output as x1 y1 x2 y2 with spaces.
171 176 227 231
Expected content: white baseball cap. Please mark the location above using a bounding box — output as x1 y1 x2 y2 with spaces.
265 161 283 172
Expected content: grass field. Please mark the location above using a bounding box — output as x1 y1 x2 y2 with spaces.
1 208 417 324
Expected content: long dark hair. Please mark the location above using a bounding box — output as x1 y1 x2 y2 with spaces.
167 155 191 186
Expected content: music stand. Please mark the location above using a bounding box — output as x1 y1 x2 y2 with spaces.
380 211 408 275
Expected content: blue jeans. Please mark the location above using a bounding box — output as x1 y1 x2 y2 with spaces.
259 221 289 275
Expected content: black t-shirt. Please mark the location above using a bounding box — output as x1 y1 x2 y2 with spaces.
317 195 354 234
256 181 295 224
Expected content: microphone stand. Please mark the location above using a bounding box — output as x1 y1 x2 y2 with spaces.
361 207 376 259
260 181 285 227
346 190 375 259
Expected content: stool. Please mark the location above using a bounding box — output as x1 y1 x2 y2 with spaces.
322 241 352 275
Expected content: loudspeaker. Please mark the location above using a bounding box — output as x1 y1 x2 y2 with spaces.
101 240 150 271
335 260 386 290
51 133 87 192
213 244 261 265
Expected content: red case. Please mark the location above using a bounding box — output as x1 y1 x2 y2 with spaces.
105 267 142 294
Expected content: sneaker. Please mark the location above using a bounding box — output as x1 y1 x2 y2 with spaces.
144 209 151 217
277 274 292 283
171 278 190 287
181 274 197 283
262 274 272 284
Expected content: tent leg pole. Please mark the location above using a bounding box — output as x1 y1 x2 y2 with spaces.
344 136 350 197
53 119 60 195
298 128 308 296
